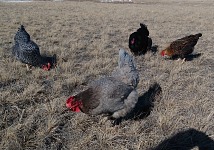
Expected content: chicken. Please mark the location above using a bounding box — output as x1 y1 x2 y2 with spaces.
66 49 139 125
12 25 56 70
160 33 202 62
112 48 139 88
129 23 152 56
66 77 138 125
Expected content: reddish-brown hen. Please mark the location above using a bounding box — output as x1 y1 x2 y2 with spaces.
161 33 202 60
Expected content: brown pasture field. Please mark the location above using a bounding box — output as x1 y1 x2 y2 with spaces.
0 0 214 149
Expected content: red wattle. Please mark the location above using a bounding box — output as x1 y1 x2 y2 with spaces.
66 96 81 113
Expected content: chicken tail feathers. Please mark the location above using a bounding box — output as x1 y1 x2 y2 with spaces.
137 23 149 36
20 25 25 30
15 25 30 43
140 23 147 29
112 48 139 88
195 33 202 38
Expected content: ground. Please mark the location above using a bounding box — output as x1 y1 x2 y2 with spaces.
0 0 213 149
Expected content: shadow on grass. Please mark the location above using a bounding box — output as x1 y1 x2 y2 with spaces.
0 79 17 89
127 82 162 120
113 83 162 125
168 53 202 61
150 45 158 54
152 128 214 150
139 44 158 56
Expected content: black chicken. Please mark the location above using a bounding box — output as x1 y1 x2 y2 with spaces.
129 23 152 56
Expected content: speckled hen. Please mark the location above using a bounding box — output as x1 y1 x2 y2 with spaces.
12 25 55 70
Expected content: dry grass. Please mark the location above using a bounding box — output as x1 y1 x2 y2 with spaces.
0 0 214 149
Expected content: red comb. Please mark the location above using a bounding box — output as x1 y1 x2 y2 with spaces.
161 50 165 56
42 63 51 71
66 96 82 112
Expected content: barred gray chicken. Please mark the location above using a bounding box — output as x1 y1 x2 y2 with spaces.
66 49 139 125
12 25 55 70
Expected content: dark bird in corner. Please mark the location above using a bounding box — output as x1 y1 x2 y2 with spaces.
129 23 152 56
161 33 202 63
12 25 56 71
152 128 214 150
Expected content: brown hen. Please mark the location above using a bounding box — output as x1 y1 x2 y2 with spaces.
161 33 202 61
